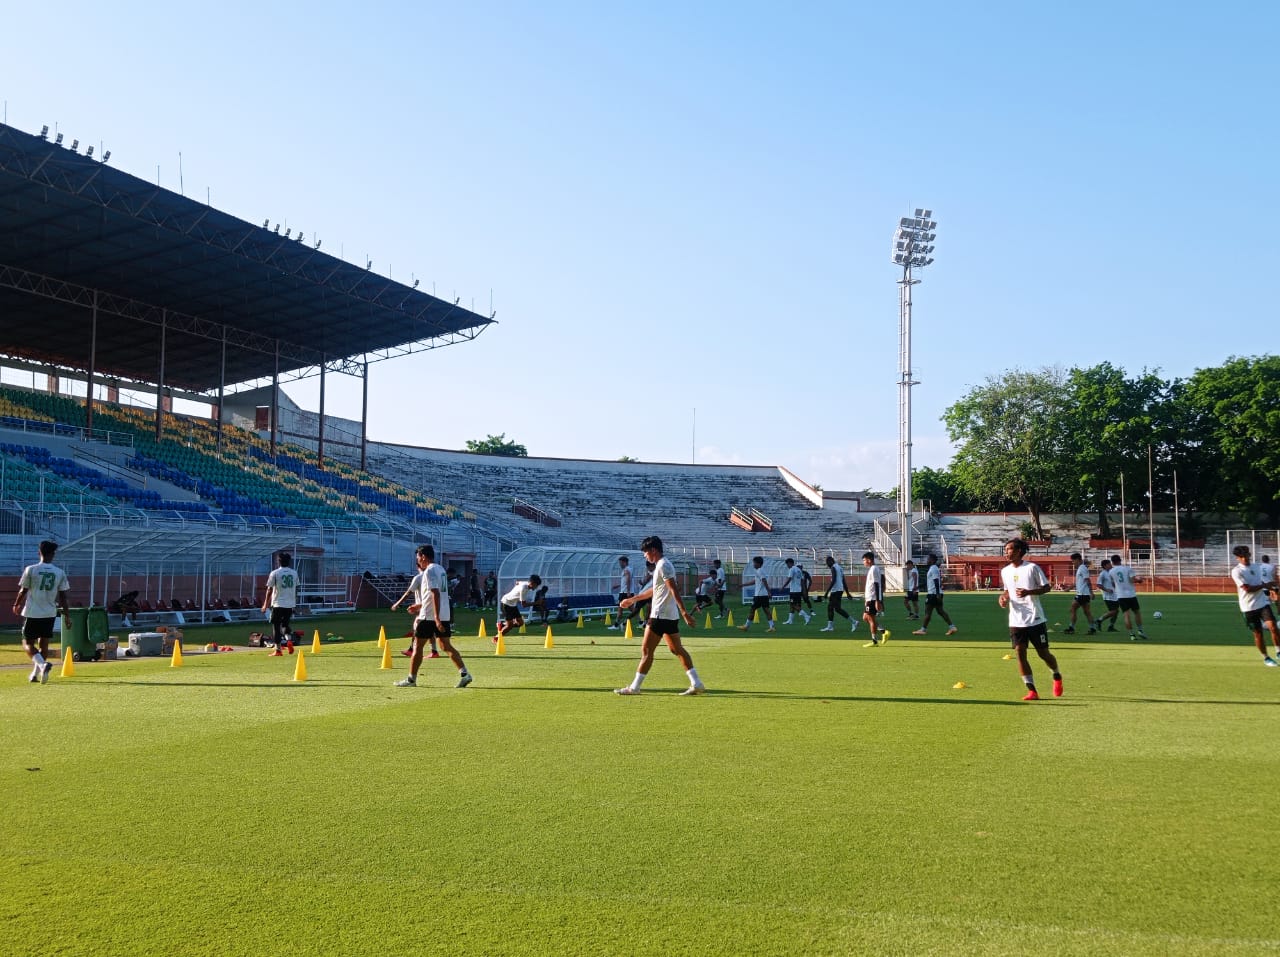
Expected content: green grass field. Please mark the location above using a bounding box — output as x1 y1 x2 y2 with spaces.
3 593 1279 956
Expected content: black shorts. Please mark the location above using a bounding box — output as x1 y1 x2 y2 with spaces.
414 619 452 640
647 617 681 637
864 601 878 616
905 590 919 602
1073 594 1092 607
751 595 772 614
789 592 804 608
1244 606 1277 629
1118 597 1140 612
270 607 294 629
1103 599 1119 610
22 617 56 641
617 592 632 605
1010 622 1050 650
501 602 523 623
925 594 944 610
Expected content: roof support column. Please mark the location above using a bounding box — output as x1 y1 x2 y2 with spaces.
155 310 167 442
270 342 279 457
360 358 369 472
85 289 98 434
216 326 227 450
317 355 327 468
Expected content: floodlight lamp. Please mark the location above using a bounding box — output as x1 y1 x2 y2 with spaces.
40 125 48 139
366 260 373 270
314 239 321 249
55 132 64 145
70 139 78 152
914 208 925 217
263 218 270 228
274 224 280 234
924 257 934 265
900 217 913 227
86 145 93 158
413 279 420 288
922 209 932 218
102 150 110 162
284 228 291 238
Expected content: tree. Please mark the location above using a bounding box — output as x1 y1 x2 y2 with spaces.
943 367 1074 538
465 433 528 457
910 465 979 513
617 455 639 463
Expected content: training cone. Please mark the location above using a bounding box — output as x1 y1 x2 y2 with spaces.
603 610 612 627
624 618 634 640
312 630 322 655
60 647 76 678
727 610 735 627
704 612 712 629
753 609 761 625
495 632 506 656
953 681 968 690
377 625 387 648
544 626 555 649
519 623 527 635
293 651 307 682
170 640 184 668
380 642 393 670
1002 653 1014 660
576 613 584 629
478 618 488 639
771 607 778 622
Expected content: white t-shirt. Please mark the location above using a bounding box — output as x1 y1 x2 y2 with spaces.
413 563 451 622
697 575 715 597
828 563 846 593
906 567 919 592
926 564 943 597
619 565 634 594
1111 564 1138 599
1074 563 1092 597
787 565 803 593
864 564 883 603
1001 560 1048 628
750 567 769 599
1259 562 1275 586
1097 568 1115 600
18 561 69 619
714 567 726 590
266 566 298 609
651 557 681 619
502 582 535 607
1231 562 1270 613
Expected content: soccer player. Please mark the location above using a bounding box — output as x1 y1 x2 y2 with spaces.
1259 554 1278 607
607 555 634 630
902 560 920 620
1109 553 1148 640
819 555 856 633
798 563 814 611
1062 553 1097 635
712 559 727 618
783 558 812 625
393 544 472 688
692 572 717 612
912 553 957 636
261 551 298 655
615 535 704 695
860 552 886 647
392 564 441 658
998 538 1063 701
496 574 541 640
740 556 775 632
13 540 70 684
1230 545 1280 666
1094 558 1120 632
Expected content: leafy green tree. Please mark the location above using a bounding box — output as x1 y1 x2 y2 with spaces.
465 433 528 457
617 455 639 463
943 367 1074 538
910 465 980 513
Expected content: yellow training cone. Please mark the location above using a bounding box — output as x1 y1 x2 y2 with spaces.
519 623 527 635
603 610 612 627
495 632 506 656
170 640 184 668
477 618 488 639
60 648 76 678
293 650 307 682
953 681 968 690
380 642 394 670
1002 653 1014 660
704 612 712 629
727 610 734 627
312 631 322 655
576 613 584 629
544 627 555 649
753 609 761 624
377 625 387 648
624 619 634 640
771 607 778 622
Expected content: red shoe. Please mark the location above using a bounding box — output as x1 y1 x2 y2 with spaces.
270 649 283 657
429 651 441 659
1052 678 1063 697
1022 689 1040 701
286 641 294 654
401 648 413 657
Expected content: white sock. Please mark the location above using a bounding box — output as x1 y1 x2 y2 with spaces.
630 672 647 691
686 668 701 686
32 652 46 666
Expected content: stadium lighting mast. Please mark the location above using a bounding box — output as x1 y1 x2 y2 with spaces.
890 208 937 566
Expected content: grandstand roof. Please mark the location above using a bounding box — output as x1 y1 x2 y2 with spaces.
0 122 494 393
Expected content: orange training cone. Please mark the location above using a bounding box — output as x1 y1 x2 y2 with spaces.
293 650 307 682
478 618 488 639
312 630 322 655
624 618 634 640
544 626 555 649
170 639 184 668
60 647 76 678
377 625 387 648
380 642 393 670
495 631 506 656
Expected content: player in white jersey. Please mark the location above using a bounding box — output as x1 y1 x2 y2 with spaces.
13 540 70 684
615 535 704 695
391 544 472 687
860 552 886 647
783 558 812 625
1062 553 1097 635
1109 554 1148 640
902 560 920 620
819 555 856 632
912 553 958 636
1260 555 1278 607
496 575 542 640
608 555 635 630
998 538 1063 701
692 573 717 612
740 556 775 632
711 559 728 618
1093 559 1120 631
261 551 299 654
1229 545 1280 666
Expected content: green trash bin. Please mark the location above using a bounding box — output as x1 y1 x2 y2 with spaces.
62 607 105 661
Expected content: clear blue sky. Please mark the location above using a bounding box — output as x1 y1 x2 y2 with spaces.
3 1 1274 491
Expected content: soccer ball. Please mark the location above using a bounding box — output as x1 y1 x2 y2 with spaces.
1153 611 1163 620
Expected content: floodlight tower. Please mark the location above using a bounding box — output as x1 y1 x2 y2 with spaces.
890 208 937 565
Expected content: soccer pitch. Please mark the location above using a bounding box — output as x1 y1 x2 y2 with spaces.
3 593 1278 956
